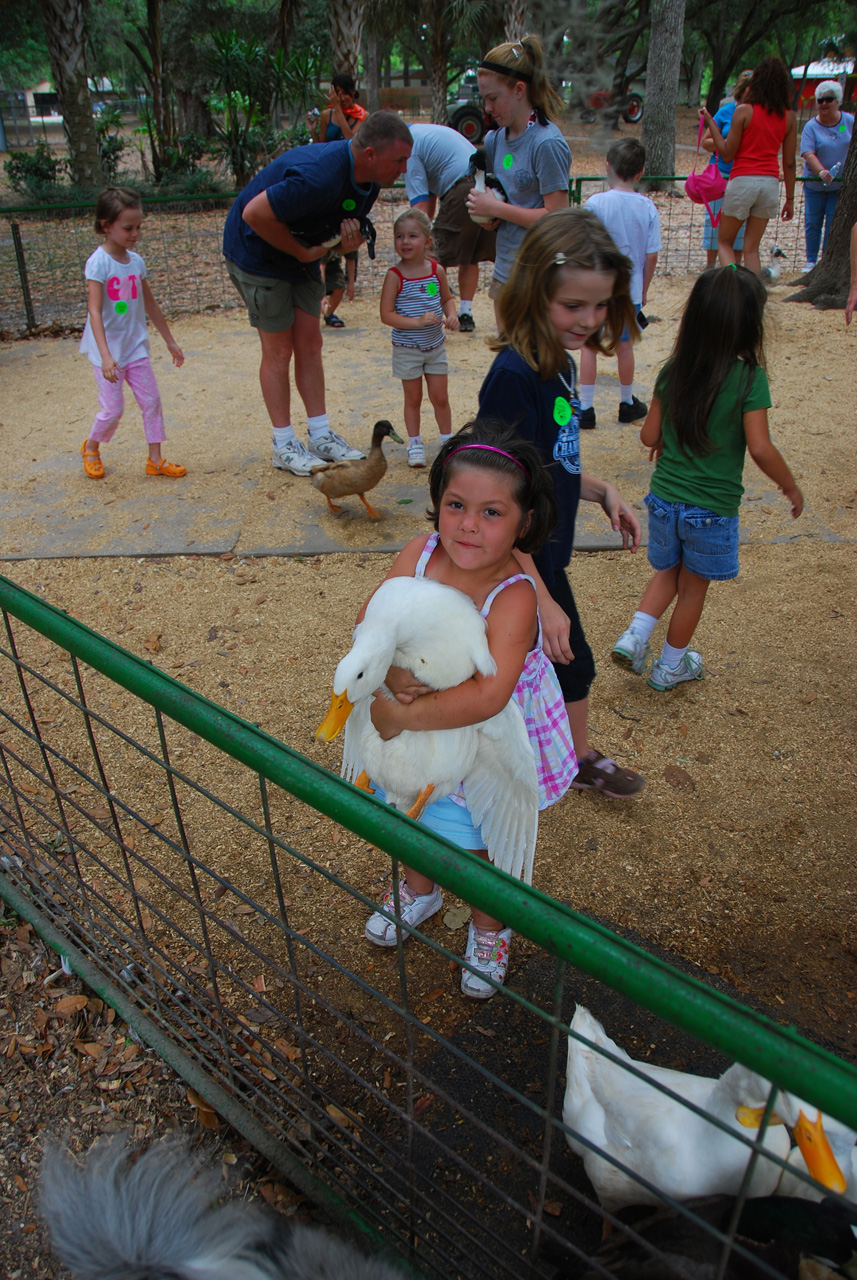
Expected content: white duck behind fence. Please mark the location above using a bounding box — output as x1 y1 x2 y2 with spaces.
317 576 539 883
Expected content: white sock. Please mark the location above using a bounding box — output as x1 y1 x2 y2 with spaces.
438 433 452 443
660 640 688 668
459 299 473 316
306 414 330 440
408 435 423 448
620 383 634 404
579 384 595 411
272 426 297 449
630 611 657 643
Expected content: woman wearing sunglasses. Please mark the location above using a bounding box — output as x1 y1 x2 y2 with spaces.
701 56 796 278
799 80 854 272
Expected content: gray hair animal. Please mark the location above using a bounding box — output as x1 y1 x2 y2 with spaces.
40 1132 411 1280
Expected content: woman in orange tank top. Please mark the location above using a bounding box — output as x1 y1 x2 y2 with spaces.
701 57 796 277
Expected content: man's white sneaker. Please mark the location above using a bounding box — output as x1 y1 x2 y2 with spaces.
612 627 652 676
364 878 443 947
272 439 327 476
408 441 427 469
647 650 705 691
309 430 365 462
460 923 512 999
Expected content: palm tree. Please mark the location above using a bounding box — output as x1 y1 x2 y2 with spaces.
326 0 367 79
37 0 102 186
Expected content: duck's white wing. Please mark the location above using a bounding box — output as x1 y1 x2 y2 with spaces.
341 698 373 785
462 703 539 883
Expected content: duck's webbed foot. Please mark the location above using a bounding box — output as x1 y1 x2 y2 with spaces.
406 784 435 821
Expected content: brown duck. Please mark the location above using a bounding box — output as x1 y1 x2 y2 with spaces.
311 419 403 519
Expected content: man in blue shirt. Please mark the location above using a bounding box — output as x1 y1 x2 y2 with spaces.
223 112 412 475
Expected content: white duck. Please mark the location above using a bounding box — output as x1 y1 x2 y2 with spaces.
468 147 508 226
777 1109 857 1202
316 576 538 882
760 243 788 283
563 1005 847 1213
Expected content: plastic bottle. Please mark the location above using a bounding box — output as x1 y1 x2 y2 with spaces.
828 161 842 180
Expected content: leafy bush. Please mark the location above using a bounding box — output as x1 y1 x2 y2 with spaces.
95 105 128 182
4 141 69 196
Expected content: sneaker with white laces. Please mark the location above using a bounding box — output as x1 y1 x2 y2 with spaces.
364 878 443 947
612 627 652 676
308 430 366 463
460 923 512 999
272 439 327 476
408 441 427 468
647 649 705 692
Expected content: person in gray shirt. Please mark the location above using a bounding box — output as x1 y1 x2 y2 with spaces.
469 36 571 329
405 123 497 332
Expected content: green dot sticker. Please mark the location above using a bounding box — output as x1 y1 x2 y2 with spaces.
553 397 572 426
115 301 128 315
342 198 356 210
426 281 439 296
503 154 514 170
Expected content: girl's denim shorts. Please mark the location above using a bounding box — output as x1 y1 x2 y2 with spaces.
645 492 740 581
371 785 485 850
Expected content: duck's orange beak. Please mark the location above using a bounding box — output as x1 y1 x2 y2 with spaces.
317 690 353 742
792 1109 848 1194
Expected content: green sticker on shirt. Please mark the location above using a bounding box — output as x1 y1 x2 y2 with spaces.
503 154 514 170
115 301 128 315
342 198 356 210
425 281 439 296
553 398 572 426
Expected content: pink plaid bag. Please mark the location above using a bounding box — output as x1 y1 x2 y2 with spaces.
685 116 727 226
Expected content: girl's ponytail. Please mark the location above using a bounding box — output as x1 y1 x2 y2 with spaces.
480 35 565 123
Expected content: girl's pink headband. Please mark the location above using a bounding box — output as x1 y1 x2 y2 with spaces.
443 444 531 480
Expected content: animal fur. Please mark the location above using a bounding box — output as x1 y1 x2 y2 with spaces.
40 1132 409 1280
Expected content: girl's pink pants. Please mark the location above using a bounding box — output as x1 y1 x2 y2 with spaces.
89 357 166 444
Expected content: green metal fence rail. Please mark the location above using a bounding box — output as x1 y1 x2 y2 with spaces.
1 569 855 1278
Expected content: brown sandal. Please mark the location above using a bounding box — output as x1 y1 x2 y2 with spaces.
81 440 104 479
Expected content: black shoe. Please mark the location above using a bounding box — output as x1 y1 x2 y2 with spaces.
618 396 647 423
458 312 475 332
578 407 596 430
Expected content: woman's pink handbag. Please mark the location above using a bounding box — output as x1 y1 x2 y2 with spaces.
685 117 727 225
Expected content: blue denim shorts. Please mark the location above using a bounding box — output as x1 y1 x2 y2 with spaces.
645 492 740 581
371 785 485 850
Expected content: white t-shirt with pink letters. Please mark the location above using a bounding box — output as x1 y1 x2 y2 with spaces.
79 245 150 368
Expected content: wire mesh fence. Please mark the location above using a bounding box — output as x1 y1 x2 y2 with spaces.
2 570 856 1278
0 176 814 335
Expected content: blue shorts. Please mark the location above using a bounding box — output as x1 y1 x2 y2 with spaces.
620 303 643 344
645 492 739 581
702 201 746 251
371 785 485 850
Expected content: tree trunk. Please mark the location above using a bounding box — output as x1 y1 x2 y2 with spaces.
641 0 686 185
504 0 527 43
787 146 857 309
176 89 214 139
326 0 365 80
363 30 381 111
38 0 102 187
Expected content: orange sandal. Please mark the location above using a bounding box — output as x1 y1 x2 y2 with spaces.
145 457 187 477
81 440 104 479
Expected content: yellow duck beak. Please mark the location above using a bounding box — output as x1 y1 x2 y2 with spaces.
317 690 354 742
792 1109 848 1194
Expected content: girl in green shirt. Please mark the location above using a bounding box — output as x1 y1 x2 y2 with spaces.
611 265 803 691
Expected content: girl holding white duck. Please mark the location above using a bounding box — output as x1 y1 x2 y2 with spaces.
344 420 577 999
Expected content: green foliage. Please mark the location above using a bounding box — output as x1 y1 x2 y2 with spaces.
3 141 69 196
0 0 50 88
95 105 128 181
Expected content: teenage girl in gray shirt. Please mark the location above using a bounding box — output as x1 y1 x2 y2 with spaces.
469 35 571 328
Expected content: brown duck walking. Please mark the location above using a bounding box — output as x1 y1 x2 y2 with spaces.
311 419 403 519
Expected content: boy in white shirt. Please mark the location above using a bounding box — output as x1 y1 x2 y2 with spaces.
580 138 660 429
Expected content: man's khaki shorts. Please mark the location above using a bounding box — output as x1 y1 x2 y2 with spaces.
226 261 325 332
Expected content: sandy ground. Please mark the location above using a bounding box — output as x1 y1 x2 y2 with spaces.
0 272 855 1048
